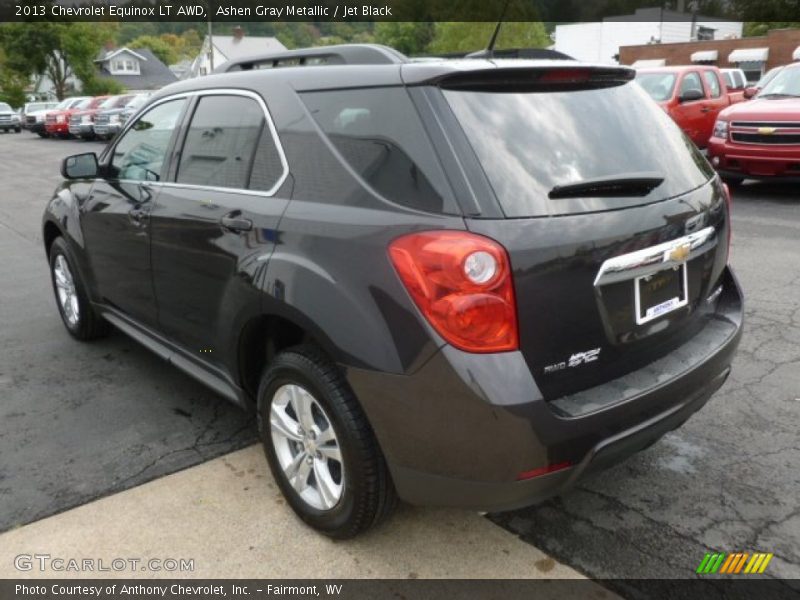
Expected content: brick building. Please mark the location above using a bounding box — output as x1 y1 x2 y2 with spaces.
619 28 800 83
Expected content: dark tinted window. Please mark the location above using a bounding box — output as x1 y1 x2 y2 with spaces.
111 98 186 182
444 82 714 218
704 71 721 98
301 87 455 214
177 95 283 192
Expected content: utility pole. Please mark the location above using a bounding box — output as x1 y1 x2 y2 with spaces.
207 7 214 73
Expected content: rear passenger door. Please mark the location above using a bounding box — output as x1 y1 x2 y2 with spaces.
149 91 290 370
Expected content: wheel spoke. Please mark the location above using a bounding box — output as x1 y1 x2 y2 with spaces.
291 457 312 493
318 444 341 463
283 450 305 481
313 460 340 509
270 404 302 442
316 425 337 444
291 387 315 432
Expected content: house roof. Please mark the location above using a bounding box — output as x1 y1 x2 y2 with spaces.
212 35 287 61
96 48 178 90
95 48 148 63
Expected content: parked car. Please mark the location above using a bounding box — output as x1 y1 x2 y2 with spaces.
20 101 59 132
0 102 22 133
93 93 149 140
69 94 132 140
44 46 742 538
30 98 82 137
45 96 93 138
708 61 800 184
720 68 747 103
743 66 785 99
636 65 740 148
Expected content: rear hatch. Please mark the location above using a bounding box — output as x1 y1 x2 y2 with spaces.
430 64 730 400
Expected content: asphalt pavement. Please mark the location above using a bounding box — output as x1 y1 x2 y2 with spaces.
0 132 797 584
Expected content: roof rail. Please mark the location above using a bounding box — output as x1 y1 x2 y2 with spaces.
214 44 408 73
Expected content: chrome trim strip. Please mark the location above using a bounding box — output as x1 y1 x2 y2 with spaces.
104 88 290 198
594 226 716 287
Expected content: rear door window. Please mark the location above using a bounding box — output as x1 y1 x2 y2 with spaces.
301 87 457 214
704 71 722 98
177 95 283 191
443 82 714 218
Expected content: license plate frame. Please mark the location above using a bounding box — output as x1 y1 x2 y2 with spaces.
634 263 689 325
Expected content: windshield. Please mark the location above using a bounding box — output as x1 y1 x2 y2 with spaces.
756 67 782 89
759 67 800 96
635 72 676 102
444 81 713 217
74 98 92 109
26 103 50 112
0 103 12 112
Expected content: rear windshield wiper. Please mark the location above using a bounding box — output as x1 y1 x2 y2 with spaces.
549 172 664 200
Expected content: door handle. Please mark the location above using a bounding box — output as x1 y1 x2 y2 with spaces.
220 212 253 233
700 107 713 113
129 207 148 223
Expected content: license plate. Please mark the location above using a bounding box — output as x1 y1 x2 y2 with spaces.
634 263 688 325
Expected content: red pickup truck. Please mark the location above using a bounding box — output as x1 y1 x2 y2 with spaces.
636 66 744 148
708 62 800 184
45 96 106 138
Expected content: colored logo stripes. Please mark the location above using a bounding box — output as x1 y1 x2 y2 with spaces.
696 552 774 574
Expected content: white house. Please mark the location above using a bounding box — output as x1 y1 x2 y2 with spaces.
555 7 743 65
191 27 286 77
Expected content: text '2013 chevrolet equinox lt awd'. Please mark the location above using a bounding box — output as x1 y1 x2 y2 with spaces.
43 44 743 538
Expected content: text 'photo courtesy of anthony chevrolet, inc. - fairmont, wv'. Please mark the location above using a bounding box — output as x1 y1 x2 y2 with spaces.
0 0 799 599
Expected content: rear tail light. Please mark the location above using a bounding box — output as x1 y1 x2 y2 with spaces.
722 182 732 260
388 231 518 353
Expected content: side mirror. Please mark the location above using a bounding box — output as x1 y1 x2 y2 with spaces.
61 153 98 179
679 89 704 103
743 87 758 99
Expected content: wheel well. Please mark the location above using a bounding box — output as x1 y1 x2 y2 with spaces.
43 221 61 257
238 315 308 400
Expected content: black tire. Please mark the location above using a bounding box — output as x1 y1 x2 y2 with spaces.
258 344 397 538
14 127 21 133
723 176 744 187
48 237 110 341
37 132 48 138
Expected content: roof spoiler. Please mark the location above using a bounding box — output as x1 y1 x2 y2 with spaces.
214 44 408 73
418 64 636 92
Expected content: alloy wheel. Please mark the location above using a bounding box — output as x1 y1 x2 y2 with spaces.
53 255 80 327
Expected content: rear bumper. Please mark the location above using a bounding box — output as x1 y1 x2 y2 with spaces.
708 138 800 178
347 266 743 511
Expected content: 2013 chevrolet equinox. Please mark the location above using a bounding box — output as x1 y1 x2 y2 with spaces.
43 44 743 538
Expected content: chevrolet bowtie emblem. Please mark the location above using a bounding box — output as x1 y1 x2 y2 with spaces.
758 127 777 135
666 243 691 263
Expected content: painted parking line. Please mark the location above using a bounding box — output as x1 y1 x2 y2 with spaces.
0 445 600 581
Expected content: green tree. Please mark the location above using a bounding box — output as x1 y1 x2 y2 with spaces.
743 22 800 37
129 35 179 66
0 23 110 100
375 22 435 55
428 22 550 54
0 48 27 107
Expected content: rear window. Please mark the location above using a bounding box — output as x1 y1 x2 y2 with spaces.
443 82 714 218
301 87 457 214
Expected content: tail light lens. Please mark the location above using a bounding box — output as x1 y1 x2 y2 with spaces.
722 182 732 260
388 231 518 353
